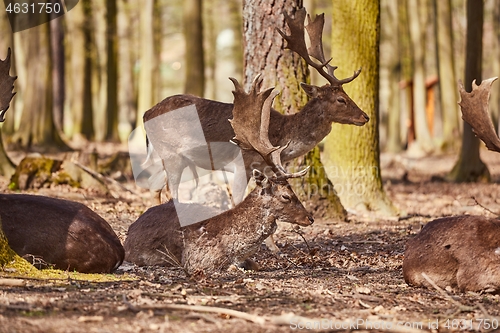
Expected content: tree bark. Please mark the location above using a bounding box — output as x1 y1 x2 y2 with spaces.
243 0 347 220
446 0 488 182
435 0 460 152
183 0 205 96
323 0 396 216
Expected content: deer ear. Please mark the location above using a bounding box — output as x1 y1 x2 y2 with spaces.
252 169 269 188
300 83 319 98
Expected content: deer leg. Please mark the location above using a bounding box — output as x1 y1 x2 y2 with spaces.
264 235 281 253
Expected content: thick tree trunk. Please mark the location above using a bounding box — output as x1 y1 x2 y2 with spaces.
323 0 396 216
435 0 460 152
50 14 64 135
81 0 95 140
243 0 347 220
183 0 205 96
447 0 488 182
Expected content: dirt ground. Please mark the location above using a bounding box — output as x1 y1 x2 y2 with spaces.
1 145 500 333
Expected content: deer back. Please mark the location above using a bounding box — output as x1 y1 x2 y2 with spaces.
0 194 124 273
403 215 500 293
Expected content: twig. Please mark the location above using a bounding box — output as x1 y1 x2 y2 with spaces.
421 273 475 312
471 196 500 216
290 228 312 254
156 246 190 277
122 295 265 325
72 160 139 196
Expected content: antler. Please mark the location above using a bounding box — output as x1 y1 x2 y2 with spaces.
458 77 500 153
229 75 308 179
0 48 17 122
276 8 360 86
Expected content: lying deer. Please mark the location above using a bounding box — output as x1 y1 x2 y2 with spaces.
124 77 314 275
0 194 125 273
403 78 500 293
0 51 124 274
142 8 369 202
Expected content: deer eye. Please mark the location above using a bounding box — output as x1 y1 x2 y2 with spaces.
281 194 291 201
337 97 346 104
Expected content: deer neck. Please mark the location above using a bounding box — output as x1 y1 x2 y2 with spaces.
270 99 333 161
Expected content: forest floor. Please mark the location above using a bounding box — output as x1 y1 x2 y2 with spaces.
1 144 500 333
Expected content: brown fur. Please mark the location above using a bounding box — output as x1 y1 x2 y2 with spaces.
0 194 124 273
403 216 500 293
143 84 369 198
124 171 313 274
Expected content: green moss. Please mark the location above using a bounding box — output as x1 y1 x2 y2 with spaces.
9 156 62 190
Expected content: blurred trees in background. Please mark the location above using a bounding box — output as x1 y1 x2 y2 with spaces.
0 0 499 182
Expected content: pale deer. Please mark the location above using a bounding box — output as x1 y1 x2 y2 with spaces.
124 77 314 275
0 51 123 274
403 78 500 293
142 8 369 202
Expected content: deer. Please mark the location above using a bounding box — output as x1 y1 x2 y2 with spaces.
0 50 124 274
124 76 314 275
142 8 369 204
403 77 500 293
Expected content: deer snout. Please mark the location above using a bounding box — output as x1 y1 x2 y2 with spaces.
297 214 314 226
353 111 369 126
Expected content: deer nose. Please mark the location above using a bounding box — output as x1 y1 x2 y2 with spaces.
308 216 314 224
362 113 370 121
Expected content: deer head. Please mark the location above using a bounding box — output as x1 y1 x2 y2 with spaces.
229 75 313 227
277 8 369 126
0 48 17 122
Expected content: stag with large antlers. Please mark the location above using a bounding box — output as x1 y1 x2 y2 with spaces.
124 77 313 274
403 78 500 293
143 8 369 202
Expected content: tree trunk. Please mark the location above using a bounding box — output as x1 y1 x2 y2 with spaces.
13 22 69 151
382 0 402 153
435 0 460 152
136 0 156 132
493 0 500 134
105 0 119 142
50 14 64 135
243 0 347 220
323 0 396 216
183 0 205 96
229 0 244 80
407 0 433 154
0 128 15 178
81 0 94 140
446 0 488 182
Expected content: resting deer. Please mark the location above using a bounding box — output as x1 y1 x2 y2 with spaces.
403 78 500 293
0 50 124 274
142 8 369 202
124 76 314 275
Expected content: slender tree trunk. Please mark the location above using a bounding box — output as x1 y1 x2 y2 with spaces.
204 0 217 100
447 0 488 182
493 0 500 134
323 0 396 215
243 0 347 220
183 0 205 96
81 0 94 140
105 0 119 142
407 0 433 154
229 0 243 80
136 0 156 132
0 128 15 178
50 14 64 135
435 0 460 152
383 0 402 153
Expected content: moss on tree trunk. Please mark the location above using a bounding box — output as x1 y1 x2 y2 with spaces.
323 0 396 216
